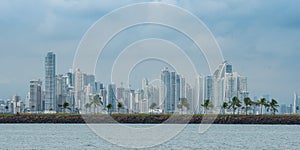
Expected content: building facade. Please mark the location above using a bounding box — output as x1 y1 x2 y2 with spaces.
45 52 56 111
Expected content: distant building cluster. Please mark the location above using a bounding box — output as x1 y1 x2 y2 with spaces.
1 52 297 115
0 52 251 114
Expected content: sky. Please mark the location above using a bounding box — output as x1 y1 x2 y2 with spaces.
0 0 300 105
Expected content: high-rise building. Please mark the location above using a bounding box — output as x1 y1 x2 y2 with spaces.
12 95 22 114
185 83 193 113
175 74 181 112
123 88 131 113
66 71 74 87
225 63 232 73
280 104 287 114
161 67 171 113
108 83 116 112
180 76 186 99
129 89 135 113
206 61 249 106
204 75 214 101
45 52 56 111
29 80 43 112
84 74 95 94
195 75 204 113
148 81 160 109
293 93 299 114
74 68 83 110
99 84 107 108
170 72 176 113
56 74 68 112
135 89 140 113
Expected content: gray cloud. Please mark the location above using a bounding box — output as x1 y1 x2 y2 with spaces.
0 0 299 104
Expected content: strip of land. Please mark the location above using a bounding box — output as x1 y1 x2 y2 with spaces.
1 114 300 124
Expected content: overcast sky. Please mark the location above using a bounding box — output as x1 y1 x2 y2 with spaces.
0 0 299 105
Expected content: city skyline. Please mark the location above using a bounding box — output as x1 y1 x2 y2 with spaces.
1 1 300 149
0 0 300 106
2 51 257 114
0 50 296 110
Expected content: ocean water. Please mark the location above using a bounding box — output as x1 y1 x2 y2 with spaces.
0 124 299 149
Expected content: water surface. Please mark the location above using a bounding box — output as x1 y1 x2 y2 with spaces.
0 124 299 149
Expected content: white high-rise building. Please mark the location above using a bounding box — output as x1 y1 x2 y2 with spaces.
208 61 248 103
45 52 56 111
29 80 43 112
293 92 299 114
195 75 204 114
12 95 21 114
74 68 84 110
56 74 68 112
161 67 171 113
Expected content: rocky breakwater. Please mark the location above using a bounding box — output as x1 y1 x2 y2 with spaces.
1 114 300 124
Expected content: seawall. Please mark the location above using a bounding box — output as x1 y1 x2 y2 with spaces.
1 114 300 124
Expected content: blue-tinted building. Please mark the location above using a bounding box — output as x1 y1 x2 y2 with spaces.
45 52 56 111
161 67 171 113
108 83 116 113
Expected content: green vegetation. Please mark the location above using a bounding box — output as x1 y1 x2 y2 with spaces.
58 102 71 113
202 99 214 114
178 98 190 114
149 103 157 114
90 94 103 114
106 104 113 114
268 99 279 115
117 102 123 113
229 96 242 115
243 97 252 115
221 102 229 114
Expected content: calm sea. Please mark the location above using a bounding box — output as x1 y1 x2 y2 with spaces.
0 124 299 149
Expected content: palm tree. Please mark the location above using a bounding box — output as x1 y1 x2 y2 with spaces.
177 103 183 114
180 98 190 113
63 102 71 113
90 94 102 114
117 102 123 113
251 100 260 114
84 103 91 114
149 103 157 114
229 96 241 115
268 99 279 115
107 104 113 114
244 97 252 115
201 99 213 114
5 105 9 113
221 102 229 114
60 102 71 113
259 98 268 115
31 105 35 112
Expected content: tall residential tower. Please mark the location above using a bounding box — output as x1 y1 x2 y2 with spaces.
45 52 56 111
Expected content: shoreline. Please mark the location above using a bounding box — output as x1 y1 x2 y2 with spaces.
1 114 300 124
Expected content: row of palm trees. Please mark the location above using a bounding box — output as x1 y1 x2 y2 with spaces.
83 94 124 114
66 94 279 115
202 96 280 115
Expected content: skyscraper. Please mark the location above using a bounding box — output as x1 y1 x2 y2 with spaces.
161 67 171 113
74 68 83 110
45 52 56 111
84 74 96 94
56 74 68 112
29 80 43 112
204 75 213 101
12 95 21 114
175 74 181 113
293 93 299 114
170 72 177 113
108 83 116 112
195 75 204 113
